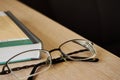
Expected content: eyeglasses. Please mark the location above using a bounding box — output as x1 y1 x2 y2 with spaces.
0 39 99 80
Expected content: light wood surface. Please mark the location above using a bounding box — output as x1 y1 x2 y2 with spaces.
0 0 120 80
0 12 28 41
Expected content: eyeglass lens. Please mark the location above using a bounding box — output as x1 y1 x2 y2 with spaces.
0 49 52 80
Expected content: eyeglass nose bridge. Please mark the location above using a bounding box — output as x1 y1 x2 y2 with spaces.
59 54 68 62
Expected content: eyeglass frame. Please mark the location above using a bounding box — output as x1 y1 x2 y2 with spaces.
0 39 99 80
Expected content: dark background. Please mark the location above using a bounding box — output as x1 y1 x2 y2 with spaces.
19 0 120 57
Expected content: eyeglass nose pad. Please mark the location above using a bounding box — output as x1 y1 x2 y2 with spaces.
59 55 67 62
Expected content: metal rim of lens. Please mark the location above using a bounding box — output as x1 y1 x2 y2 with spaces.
59 39 97 61
7 49 52 80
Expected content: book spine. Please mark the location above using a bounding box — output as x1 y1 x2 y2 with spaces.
5 11 42 44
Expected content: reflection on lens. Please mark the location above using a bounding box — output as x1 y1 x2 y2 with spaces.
60 39 96 61
6 49 51 80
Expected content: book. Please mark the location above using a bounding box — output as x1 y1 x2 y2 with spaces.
0 11 42 64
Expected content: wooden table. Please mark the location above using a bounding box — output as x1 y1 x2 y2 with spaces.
0 0 120 80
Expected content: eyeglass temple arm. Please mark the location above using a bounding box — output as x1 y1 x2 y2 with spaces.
27 61 49 80
27 57 65 80
66 49 99 62
67 49 88 55
50 48 99 62
0 48 97 75
0 63 37 75
28 56 99 80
